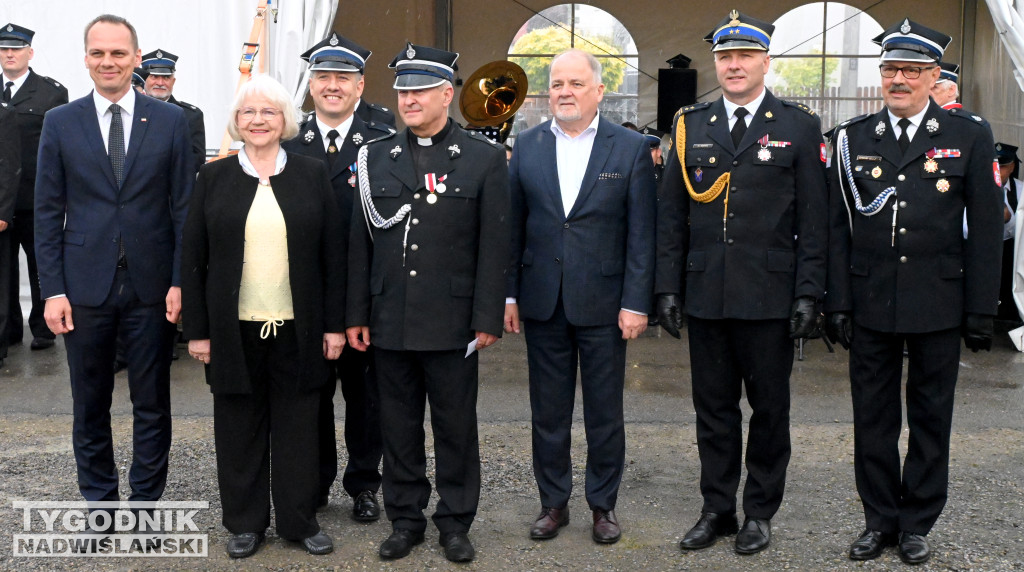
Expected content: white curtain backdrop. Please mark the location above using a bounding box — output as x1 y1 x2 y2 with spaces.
985 0 1024 92
0 0 337 151
270 0 338 111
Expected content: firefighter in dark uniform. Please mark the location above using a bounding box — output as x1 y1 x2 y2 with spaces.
346 43 508 563
1 23 67 351
0 102 20 366
642 126 665 182
281 31 393 523
994 143 1022 325
824 19 1002 565
655 10 827 555
141 49 206 175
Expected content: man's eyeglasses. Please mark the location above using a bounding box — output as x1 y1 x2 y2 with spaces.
237 107 281 121
879 65 936 79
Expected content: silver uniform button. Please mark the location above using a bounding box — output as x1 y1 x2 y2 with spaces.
409 270 417 277
899 256 907 263
899 201 907 208
410 244 419 251
899 228 907 235
898 174 906 181
412 218 419 225
414 193 421 199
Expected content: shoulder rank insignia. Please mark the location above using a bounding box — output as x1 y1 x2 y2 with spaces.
875 121 886 136
303 130 315 143
973 115 983 122
448 143 461 159
352 132 363 145
390 145 403 159
381 107 390 112
926 118 939 133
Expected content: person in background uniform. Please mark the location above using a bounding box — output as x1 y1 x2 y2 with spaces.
825 19 1002 565
346 42 508 563
131 68 146 94
355 92 396 128
35 14 193 548
643 126 665 182
1 23 67 351
281 31 393 524
141 49 205 175
655 10 827 555
505 49 657 546
995 143 1023 325
0 104 20 366
930 62 961 110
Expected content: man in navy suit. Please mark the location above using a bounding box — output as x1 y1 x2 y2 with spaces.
34 14 193 529
504 49 657 545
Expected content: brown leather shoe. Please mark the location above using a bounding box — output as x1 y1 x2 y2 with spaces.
592 509 621 544
529 506 569 540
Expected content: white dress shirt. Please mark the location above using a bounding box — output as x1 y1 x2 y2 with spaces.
316 114 354 154
888 105 929 143
92 88 136 153
722 87 766 131
551 113 600 217
2 70 29 100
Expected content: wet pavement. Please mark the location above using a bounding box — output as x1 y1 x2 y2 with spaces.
0 268 1022 570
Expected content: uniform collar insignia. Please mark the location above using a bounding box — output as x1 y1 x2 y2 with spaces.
709 114 717 123
765 111 773 119
875 121 886 136
448 143 461 159
390 145 403 159
303 130 315 143
925 117 939 133
352 132 363 145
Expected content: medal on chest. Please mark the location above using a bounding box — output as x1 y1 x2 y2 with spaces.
348 162 358 187
425 173 448 204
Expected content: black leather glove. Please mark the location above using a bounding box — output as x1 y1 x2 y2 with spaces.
963 313 994 352
656 294 683 339
788 296 818 339
825 312 853 350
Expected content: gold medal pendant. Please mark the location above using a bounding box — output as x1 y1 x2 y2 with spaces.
427 193 438 204
936 178 950 192
757 148 772 161
871 166 882 178
923 158 938 173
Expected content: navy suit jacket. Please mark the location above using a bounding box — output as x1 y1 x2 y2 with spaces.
35 92 194 307
507 117 657 326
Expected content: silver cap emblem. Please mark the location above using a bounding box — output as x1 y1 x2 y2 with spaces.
406 44 415 59
6 25 12 32
900 19 911 35
330 34 339 46
156 50 163 59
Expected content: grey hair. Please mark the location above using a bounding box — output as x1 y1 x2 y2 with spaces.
227 74 300 141
550 49 602 85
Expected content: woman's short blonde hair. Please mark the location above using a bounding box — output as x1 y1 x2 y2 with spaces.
226 74 300 141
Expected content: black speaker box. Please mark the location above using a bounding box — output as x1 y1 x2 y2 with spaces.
657 68 697 133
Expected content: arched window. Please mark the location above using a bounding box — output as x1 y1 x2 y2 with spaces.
766 2 885 131
507 3 638 138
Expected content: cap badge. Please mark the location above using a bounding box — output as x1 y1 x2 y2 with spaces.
304 130 315 143
900 19 911 35
448 143 461 159
352 132 363 145
390 145 403 159
926 118 939 133
406 44 416 59
5 25 11 32
729 9 740 25
997 143 1003 151
875 121 886 136
330 34 339 46
156 50 163 59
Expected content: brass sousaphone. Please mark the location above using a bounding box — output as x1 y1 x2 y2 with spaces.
459 60 528 143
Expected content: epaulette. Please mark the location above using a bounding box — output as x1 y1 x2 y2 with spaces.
365 129 397 146
365 120 393 134
781 100 816 116
39 75 65 92
177 100 199 111
946 107 990 127
833 113 871 130
466 128 504 151
367 102 390 114
677 101 711 117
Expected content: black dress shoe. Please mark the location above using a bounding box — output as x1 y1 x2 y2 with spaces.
303 529 333 555
898 532 930 565
735 517 771 554
379 529 424 559
592 509 621 544
679 512 739 550
226 531 265 558
530 506 569 540
439 531 475 562
30 337 55 350
352 490 380 522
849 529 896 560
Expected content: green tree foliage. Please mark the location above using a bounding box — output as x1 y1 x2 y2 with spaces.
510 26 627 95
771 49 839 97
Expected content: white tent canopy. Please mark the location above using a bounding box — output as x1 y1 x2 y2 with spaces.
0 0 336 154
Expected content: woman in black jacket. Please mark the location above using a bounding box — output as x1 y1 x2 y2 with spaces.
181 74 345 558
